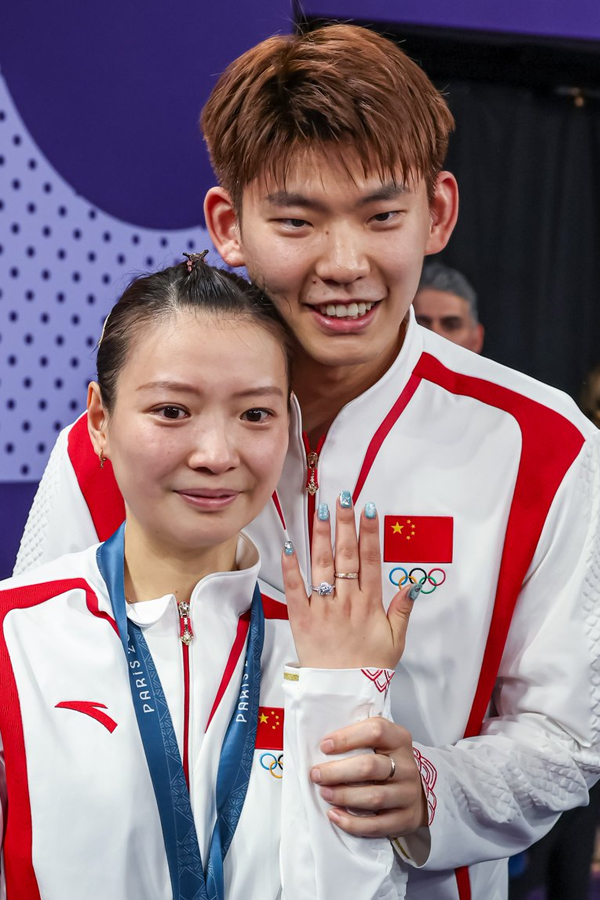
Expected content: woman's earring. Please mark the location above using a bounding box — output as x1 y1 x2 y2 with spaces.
99 452 106 469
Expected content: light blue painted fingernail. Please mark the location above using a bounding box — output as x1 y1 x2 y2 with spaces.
284 540 294 556
317 503 330 522
364 502 377 519
408 582 422 601
339 491 352 508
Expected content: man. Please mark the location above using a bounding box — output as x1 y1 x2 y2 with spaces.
413 259 484 352
15 24 600 900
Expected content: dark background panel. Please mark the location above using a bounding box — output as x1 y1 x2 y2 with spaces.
0 482 37 576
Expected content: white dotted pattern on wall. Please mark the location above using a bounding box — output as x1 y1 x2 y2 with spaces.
0 74 219 482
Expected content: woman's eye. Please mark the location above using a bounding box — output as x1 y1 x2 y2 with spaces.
156 406 186 420
242 408 271 423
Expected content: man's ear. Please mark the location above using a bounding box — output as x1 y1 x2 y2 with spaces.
204 186 245 268
470 322 485 355
87 382 110 462
425 171 459 255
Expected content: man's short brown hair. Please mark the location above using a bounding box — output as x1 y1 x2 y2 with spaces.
201 23 454 209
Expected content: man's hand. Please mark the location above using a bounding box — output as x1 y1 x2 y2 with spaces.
310 717 428 838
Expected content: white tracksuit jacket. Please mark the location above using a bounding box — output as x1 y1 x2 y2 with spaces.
14 314 600 900
0 536 403 900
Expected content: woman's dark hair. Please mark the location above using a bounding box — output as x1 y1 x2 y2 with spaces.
97 258 294 411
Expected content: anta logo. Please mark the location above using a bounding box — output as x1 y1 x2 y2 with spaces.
55 700 118 733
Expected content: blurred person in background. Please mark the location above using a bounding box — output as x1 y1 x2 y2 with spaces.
580 362 600 429
414 259 484 352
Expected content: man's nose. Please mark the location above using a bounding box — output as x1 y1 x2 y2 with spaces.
314 226 370 284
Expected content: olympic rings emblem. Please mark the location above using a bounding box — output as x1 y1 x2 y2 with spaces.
388 567 446 595
260 752 284 779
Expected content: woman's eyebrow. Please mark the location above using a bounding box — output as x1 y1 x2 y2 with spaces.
137 381 285 399
137 380 200 394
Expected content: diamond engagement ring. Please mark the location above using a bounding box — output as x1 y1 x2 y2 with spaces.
334 572 359 579
311 581 335 596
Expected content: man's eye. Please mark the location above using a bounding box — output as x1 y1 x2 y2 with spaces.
281 218 309 228
242 408 270 423
371 211 398 223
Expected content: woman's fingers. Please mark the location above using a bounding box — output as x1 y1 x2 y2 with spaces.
310 503 335 596
357 503 382 604
333 492 360 592
281 541 310 622
387 582 417 652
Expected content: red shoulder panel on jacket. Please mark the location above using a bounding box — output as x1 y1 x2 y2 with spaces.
68 416 125 541
415 353 586 738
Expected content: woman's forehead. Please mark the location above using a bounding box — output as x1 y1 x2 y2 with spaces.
119 310 287 385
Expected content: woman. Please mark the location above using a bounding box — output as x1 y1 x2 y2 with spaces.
0 257 413 900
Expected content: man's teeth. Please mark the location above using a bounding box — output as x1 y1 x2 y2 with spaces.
319 301 375 319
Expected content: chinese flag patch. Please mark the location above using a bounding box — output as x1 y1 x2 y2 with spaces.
383 516 453 563
255 707 284 751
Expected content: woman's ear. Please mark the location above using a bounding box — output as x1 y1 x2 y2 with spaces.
425 171 459 255
87 382 109 463
204 186 245 268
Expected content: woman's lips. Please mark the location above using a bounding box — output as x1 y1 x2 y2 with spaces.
175 489 240 510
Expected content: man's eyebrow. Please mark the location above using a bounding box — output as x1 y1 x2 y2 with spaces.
265 182 411 211
356 183 411 206
137 381 285 399
265 191 327 212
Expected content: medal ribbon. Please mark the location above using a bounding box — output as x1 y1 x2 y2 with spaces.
97 524 264 900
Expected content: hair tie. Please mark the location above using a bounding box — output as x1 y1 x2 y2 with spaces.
183 250 209 273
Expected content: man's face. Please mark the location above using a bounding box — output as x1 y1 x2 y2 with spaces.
413 287 484 353
216 151 456 375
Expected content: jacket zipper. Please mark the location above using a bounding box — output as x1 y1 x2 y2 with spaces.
178 599 193 786
302 433 327 547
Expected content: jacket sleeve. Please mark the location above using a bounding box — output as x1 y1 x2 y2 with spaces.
397 430 600 871
280 667 407 899
13 420 98 575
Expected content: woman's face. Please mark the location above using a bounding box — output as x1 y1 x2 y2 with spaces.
89 309 289 555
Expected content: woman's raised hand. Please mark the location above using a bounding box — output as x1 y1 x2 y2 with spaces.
282 494 417 670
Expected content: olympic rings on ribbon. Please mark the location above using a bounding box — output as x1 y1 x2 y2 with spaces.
260 752 284 779
388 567 446 595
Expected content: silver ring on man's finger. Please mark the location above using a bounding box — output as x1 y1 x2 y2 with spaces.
334 572 359 579
311 581 335 596
375 752 396 782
